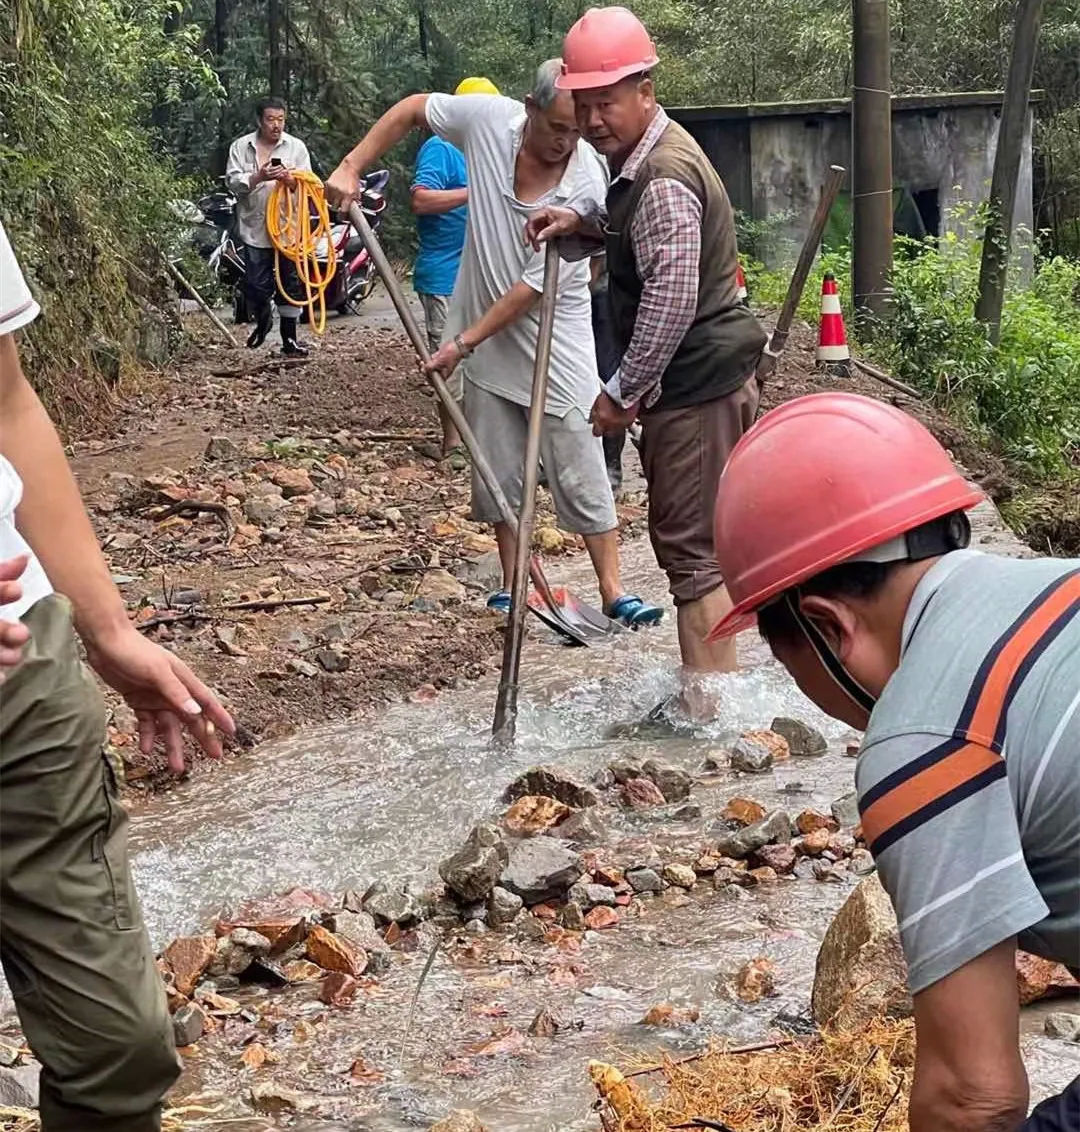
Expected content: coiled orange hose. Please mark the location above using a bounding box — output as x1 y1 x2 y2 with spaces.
267 170 337 334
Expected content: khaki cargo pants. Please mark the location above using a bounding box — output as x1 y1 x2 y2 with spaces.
0 595 179 1130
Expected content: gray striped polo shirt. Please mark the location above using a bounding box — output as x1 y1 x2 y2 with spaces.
857 549 1079 993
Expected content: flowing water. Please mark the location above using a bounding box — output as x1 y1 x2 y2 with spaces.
114 531 1079 1128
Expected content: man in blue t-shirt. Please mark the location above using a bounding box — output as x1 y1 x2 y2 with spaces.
411 76 499 459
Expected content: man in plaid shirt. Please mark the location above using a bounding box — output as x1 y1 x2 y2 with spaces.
528 7 766 713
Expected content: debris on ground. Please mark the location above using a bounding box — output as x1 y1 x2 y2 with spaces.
590 1018 915 1130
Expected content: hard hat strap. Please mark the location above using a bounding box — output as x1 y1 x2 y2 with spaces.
783 591 877 715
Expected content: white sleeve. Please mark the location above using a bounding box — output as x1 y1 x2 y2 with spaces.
426 92 509 150
563 141 609 219
0 222 40 334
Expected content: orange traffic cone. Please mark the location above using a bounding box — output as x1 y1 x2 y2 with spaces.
816 272 850 375
735 262 748 304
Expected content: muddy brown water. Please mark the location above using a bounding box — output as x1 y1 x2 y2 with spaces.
109 516 1078 1129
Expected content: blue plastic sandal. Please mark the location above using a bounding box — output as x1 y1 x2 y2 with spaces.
486 589 512 614
606 594 664 629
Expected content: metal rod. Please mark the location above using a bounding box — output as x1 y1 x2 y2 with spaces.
492 243 559 741
164 258 239 347
852 0 894 322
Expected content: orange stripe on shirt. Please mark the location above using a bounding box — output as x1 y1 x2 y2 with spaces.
861 742 1002 851
964 575 1080 747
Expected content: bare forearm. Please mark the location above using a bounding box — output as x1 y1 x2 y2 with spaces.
411 187 468 215
0 337 127 643
461 282 539 350
341 94 430 174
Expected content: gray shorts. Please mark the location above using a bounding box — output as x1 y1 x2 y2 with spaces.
417 292 461 401
465 381 617 536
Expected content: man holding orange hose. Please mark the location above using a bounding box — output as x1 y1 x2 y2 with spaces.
225 95 313 357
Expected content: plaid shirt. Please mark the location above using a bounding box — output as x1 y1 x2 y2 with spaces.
603 109 702 410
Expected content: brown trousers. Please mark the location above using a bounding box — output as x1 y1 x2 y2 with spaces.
640 376 760 605
0 595 179 1130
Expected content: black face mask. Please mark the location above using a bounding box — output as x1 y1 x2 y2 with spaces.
782 512 973 718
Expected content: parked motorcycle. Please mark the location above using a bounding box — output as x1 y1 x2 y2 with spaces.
189 169 389 325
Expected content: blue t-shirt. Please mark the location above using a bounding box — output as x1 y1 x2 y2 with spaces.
412 136 467 297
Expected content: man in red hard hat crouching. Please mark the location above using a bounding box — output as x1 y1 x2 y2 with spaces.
526 7 766 715
710 391 1078 1132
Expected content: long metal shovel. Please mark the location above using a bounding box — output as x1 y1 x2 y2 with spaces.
492 243 559 739
348 204 620 648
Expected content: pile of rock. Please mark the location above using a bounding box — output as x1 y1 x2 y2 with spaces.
157 886 405 1048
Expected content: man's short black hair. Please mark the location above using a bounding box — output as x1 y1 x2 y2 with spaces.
256 96 287 120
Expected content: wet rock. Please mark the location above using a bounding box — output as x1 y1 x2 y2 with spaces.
718 882 753 901
305 924 366 978
748 865 779 885
282 960 323 983
607 758 644 784
430 1111 487 1132
642 759 693 803
721 797 767 826
662 863 697 890
314 647 349 673
1016 951 1080 1006
625 867 664 894
831 791 861 829
206 435 241 461
798 828 832 857
693 852 723 875
735 957 776 1003
502 795 572 837
320 972 359 1005
330 911 391 974
568 883 617 908
272 467 315 497
584 906 620 930
560 901 586 931
849 848 876 876
172 1002 207 1047
207 932 264 979
771 717 828 757
845 741 861 758
812 874 912 1031
0 1064 39 1108
1044 1013 1080 1042
528 1007 564 1037
640 1003 701 1027
793 858 817 881
620 777 667 808
516 912 548 941
813 860 848 883
714 810 792 859
828 832 857 858
465 919 487 935
503 766 599 809
0 1041 18 1068
795 809 839 835
486 886 523 927
674 803 702 821
439 823 509 903
551 808 607 849
251 1082 312 1114
163 935 217 997
362 882 423 926
753 843 797 875
500 839 582 905
730 735 776 773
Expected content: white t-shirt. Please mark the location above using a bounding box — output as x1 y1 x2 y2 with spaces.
425 93 607 417
0 220 54 620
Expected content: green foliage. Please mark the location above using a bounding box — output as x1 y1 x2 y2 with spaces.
0 0 218 424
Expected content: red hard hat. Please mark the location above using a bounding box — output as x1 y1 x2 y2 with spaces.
557 7 659 91
708 393 985 640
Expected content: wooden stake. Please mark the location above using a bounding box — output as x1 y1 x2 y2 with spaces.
164 258 239 347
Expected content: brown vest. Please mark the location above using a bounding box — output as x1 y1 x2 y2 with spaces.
605 119 766 413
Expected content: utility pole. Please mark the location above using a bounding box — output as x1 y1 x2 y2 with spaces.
974 0 1045 343
851 0 893 323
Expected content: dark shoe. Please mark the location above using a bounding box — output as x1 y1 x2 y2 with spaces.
246 304 273 348
280 317 308 357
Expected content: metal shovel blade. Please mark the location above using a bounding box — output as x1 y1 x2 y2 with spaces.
526 583 623 645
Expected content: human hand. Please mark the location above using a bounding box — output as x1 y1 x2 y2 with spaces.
524 206 583 251
84 627 235 774
0 555 30 673
589 390 638 437
424 338 467 379
326 160 361 208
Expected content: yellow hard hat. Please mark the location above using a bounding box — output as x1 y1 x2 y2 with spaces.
454 76 500 96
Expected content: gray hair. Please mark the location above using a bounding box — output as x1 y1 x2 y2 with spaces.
531 58 563 109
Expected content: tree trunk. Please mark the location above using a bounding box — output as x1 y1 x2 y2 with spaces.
213 0 232 175
417 0 429 59
269 0 285 96
974 0 1045 342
